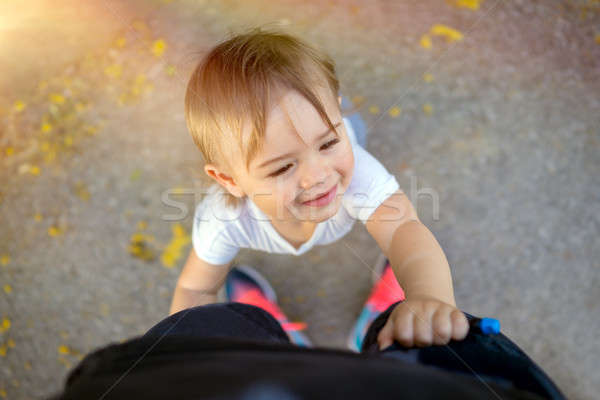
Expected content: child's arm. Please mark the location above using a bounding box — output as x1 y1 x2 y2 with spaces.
365 189 469 349
169 248 232 315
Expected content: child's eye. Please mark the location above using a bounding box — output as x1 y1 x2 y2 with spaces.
320 138 340 151
270 163 293 177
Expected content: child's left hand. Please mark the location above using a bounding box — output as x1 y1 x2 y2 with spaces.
377 295 470 350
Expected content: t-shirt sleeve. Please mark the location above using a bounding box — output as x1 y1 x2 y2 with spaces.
191 198 240 265
343 144 401 224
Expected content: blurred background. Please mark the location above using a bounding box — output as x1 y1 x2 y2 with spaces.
1 0 599 398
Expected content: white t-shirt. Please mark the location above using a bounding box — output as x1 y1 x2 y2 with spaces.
191 117 400 265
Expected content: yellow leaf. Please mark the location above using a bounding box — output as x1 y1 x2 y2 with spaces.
0 388 5 398
34 213 43 222
29 165 40 176
84 125 98 135
430 24 464 42
4 147 14 156
75 102 87 113
351 95 365 105
41 122 53 133
596 33 600 45
1 318 10 331
423 73 434 82
49 93 65 104
420 34 432 49
74 182 90 201
115 37 126 48
423 103 433 116
160 223 191 268
58 345 70 355
7 339 15 348
13 100 26 113
368 105 380 114
0 255 9 266
0 345 6 356
129 232 156 261
151 39 167 57
446 0 482 10
130 169 141 181
64 136 73 146
48 226 62 237
388 106 401 118
3 285 11 294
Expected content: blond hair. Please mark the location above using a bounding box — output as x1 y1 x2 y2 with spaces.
185 26 358 209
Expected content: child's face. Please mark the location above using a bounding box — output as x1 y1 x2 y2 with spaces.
208 86 355 224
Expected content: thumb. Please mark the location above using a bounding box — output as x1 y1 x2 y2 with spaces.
377 321 394 350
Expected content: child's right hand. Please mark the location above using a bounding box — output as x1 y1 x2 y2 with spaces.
376 295 470 349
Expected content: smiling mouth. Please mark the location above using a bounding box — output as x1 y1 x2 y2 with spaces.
300 185 337 205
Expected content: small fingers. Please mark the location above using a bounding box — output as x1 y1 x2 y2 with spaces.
431 307 453 345
377 321 394 350
393 308 414 348
451 309 470 340
413 310 434 347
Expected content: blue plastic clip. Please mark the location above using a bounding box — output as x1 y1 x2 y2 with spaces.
469 317 501 335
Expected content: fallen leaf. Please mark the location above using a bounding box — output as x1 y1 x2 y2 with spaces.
423 103 433 115
430 24 464 42
161 223 191 268
0 255 9 266
48 226 63 237
13 100 26 113
420 34 432 49
446 0 483 10
388 106 401 118
114 37 126 48
368 105 380 114
49 94 65 105
151 39 167 57
0 318 10 333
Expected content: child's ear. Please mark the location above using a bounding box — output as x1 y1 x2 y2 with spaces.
338 95 342 106
204 164 245 198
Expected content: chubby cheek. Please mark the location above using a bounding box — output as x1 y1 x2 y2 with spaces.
260 180 297 209
337 144 355 190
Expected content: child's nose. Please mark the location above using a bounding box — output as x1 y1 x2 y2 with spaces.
299 156 329 190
